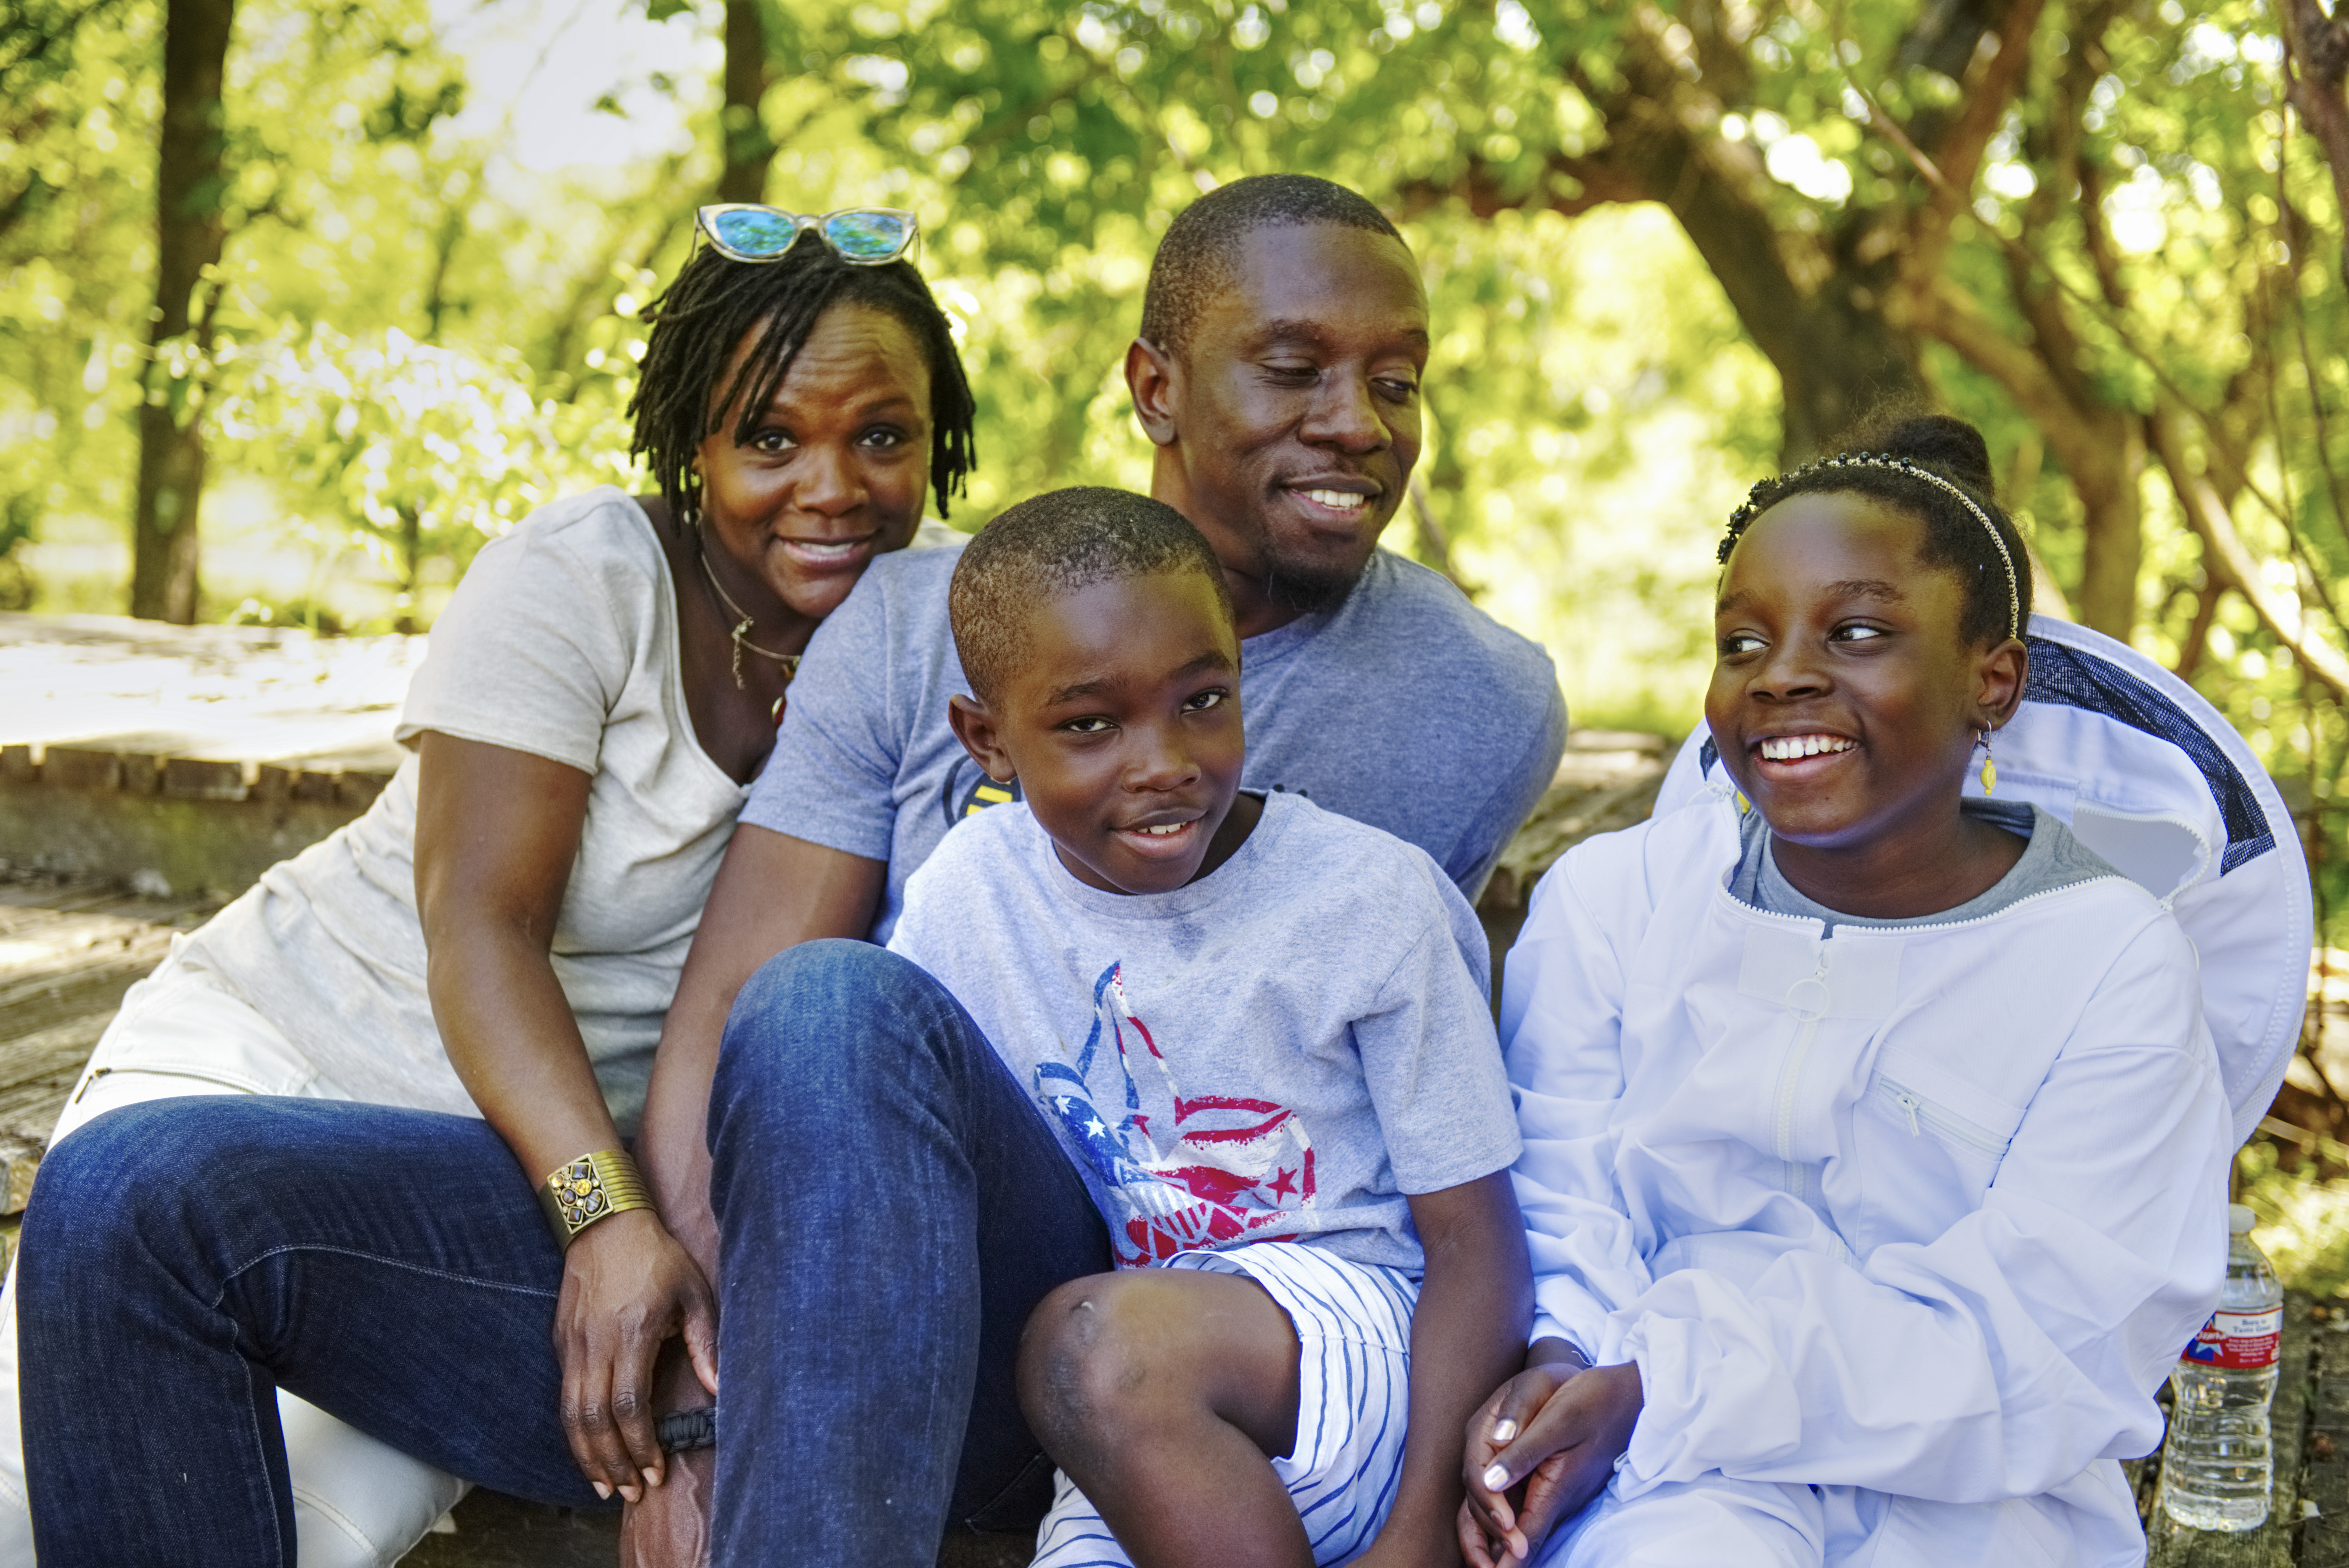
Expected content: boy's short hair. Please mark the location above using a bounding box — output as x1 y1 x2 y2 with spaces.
950 487 1236 703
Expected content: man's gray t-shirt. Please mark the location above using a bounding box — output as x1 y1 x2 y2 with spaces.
743 542 1567 940
886 791 1522 1272
1729 800 2122 931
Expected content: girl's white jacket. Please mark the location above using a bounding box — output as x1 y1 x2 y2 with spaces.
1506 794 2234 1566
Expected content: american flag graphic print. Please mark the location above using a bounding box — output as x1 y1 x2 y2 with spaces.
1035 961 1318 1266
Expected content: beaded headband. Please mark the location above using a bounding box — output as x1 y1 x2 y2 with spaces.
1725 452 2022 643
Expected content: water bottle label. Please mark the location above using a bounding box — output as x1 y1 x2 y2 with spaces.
2181 1307 2283 1370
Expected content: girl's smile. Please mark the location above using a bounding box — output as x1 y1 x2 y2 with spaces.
1752 731 1860 771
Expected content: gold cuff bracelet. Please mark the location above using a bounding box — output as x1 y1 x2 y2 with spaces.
538 1149 653 1249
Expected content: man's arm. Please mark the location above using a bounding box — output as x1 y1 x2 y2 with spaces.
1448 680 1568 901
636 822 886 1282
1356 1170 1532 1568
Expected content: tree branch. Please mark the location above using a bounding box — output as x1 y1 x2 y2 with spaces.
2149 396 2349 702
1908 276 2095 466
1904 0 2046 282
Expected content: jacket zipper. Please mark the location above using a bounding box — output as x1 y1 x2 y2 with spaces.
1875 1075 2012 1159
1774 952 1831 1197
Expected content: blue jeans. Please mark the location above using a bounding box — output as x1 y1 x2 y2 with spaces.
708 941 1111 1563
17 940 1107 1567
16 1097 595 1565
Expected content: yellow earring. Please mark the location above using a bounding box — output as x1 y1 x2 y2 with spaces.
1978 728 1997 795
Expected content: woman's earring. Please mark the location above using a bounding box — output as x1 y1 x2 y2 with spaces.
1978 728 1997 796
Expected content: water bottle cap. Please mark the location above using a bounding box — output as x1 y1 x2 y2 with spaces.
2228 1203 2257 1234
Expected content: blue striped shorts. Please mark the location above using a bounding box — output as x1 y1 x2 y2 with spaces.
1029 1243 1421 1568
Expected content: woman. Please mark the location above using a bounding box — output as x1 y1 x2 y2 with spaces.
0 204 978 1567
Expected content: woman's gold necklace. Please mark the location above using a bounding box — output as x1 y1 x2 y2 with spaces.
696 542 801 722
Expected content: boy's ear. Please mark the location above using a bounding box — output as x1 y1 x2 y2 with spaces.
946 693 1016 784
1124 337 1181 448
1975 638 2030 730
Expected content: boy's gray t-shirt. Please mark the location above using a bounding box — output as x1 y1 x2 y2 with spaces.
744 542 1567 940
886 791 1523 1272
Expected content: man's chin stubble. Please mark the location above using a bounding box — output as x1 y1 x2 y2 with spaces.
1260 551 1368 615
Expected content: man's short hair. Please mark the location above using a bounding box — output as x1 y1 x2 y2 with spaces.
1138 175 1406 359
951 487 1236 703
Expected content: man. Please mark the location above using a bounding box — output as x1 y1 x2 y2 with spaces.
616 175 1567 1564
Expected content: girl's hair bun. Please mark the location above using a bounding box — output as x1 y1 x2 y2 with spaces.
1873 414 1996 499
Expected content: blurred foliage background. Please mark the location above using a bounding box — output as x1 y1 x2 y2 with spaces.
10 0 2349 1203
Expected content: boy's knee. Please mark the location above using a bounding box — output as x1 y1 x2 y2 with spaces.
1017 1274 1164 1457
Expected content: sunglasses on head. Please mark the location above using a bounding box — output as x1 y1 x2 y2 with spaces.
695 204 920 266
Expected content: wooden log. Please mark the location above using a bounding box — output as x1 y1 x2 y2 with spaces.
161 756 249 802
0 1133 38 1215
2301 1306 2349 1568
40 749 120 792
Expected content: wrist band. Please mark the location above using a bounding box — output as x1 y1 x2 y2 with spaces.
538 1149 653 1249
657 1406 717 1453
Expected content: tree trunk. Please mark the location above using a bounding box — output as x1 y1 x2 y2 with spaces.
1663 182 1925 462
394 504 422 633
129 0 234 623
2280 0 2349 293
715 0 773 205
1408 144 1927 466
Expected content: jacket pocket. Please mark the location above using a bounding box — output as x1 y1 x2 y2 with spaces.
1874 1075 2017 1166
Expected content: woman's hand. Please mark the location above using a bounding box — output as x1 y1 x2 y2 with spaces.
554 1208 719 1502
1457 1353 1643 1567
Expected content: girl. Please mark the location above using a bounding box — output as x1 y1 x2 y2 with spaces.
1461 416 2246 1567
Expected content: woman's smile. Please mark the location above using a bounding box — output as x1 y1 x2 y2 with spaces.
771 530 886 575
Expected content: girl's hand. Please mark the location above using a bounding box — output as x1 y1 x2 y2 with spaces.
553 1209 719 1502
1457 1359 1643 1567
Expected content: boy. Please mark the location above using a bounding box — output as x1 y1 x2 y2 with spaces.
875 485 1532 1566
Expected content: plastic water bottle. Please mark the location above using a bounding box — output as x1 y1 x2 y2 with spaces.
2162 1204 2283 1531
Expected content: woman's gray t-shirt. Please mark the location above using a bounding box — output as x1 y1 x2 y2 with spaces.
179 488 752 1127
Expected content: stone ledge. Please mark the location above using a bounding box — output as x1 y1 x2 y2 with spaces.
0 744 389 900
0 742 392 812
